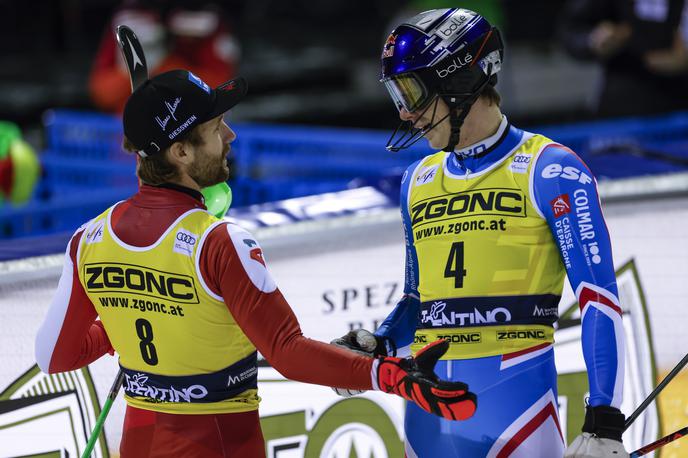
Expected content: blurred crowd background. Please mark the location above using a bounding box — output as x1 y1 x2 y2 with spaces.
1 0 688 242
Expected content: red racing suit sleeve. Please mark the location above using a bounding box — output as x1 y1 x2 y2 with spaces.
35 229 114 374
200 222 374 390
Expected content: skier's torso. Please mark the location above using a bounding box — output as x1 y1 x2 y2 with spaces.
78 204 259 414
406 119 565 361
387 116 621 456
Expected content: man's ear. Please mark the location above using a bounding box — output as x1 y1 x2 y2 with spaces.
167 141 194 167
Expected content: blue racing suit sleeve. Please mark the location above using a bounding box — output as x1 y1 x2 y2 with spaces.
533 145 625 409
375 160 422 351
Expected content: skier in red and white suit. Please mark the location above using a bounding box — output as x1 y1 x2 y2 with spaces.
35 69 477 457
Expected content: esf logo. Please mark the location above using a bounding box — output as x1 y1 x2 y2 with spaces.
496 330 547 340
436 54 473 78
84 263 199 303
411 190 525 225
541 164 592 185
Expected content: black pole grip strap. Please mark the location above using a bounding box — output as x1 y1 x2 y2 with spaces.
582 405 626 442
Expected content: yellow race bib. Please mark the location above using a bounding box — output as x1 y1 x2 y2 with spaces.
408 133 566 359
78 207 259 414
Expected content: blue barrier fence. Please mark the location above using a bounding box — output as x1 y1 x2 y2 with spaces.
1 109 687 240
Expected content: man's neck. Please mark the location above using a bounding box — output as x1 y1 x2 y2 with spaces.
152 182 204 203
453 115 508 159
172 174 202 192
455 101 503 151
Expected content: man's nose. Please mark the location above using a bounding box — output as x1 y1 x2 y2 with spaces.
399 108 416 122
223 121 236 143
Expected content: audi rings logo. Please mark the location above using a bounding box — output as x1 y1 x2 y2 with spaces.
173 229 199 257
176 232 196 245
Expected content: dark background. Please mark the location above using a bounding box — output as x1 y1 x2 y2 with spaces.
0 0 592 135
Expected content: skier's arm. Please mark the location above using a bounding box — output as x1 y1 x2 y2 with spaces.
374 160 424 353
533 145 625 409
35 229 114 373
201 223 374 390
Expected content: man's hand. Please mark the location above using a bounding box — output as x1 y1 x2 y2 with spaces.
565 433 629 457
565 405 628 457
373 339 477 420
331 329 392 396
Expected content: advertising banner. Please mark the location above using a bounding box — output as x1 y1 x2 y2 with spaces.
1 192 686 457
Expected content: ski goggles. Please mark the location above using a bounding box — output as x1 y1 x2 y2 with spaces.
382 73 432 113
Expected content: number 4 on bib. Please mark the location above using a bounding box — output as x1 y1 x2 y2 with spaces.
444 242 467 288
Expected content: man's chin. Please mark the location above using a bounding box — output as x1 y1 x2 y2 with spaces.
427 136 443 150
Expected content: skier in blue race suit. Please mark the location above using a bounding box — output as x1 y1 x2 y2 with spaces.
332 8 629 458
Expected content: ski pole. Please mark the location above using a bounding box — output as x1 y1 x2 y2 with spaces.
81 370 124 458
624 352 688 430
630 425 688 457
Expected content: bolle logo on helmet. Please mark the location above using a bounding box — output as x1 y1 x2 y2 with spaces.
436 12 472 39
436 54 473 78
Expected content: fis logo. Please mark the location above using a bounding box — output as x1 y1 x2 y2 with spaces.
550 194 571 218
85 221 105 244
415 165 439 185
